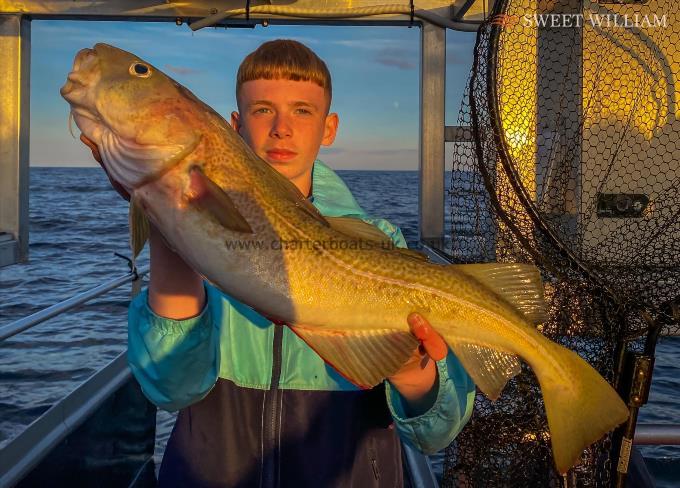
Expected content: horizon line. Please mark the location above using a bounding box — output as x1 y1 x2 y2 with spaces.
29 164 435 172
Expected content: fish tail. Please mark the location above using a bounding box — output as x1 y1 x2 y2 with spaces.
537 341 629 474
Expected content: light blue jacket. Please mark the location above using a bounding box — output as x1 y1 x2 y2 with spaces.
127 159 475 455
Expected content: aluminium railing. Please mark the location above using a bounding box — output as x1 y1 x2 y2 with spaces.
0 264 148 486
0 265 149 341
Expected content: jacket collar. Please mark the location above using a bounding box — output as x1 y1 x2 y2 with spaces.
309 160 367 217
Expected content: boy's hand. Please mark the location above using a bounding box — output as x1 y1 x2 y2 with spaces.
387 313 448 417
80 134 131 201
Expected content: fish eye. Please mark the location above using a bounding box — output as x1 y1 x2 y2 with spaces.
129 62 152 78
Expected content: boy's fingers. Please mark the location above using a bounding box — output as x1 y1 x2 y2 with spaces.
407 312 448 361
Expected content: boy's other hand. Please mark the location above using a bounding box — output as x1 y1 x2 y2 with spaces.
80 133 131 201
387 313 448 417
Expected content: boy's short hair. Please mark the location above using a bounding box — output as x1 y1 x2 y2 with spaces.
236 39 332 109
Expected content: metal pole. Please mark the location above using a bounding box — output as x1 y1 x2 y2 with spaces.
614 307 669 487
633 424 680 445
535 0 582 243
419 21 446 248
131 270 143 298
0 14 30 267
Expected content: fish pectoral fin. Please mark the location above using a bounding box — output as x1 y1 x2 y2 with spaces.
289 325 419 389
453 263 548 325
187 166 254 234
326 216 428 261
129 195 150 260
449 343 521 400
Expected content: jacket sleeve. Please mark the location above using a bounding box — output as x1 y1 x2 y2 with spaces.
127 285 221 411
385 352 476 454
363 216 477 454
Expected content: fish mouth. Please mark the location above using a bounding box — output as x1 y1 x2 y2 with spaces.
60 43 200 191
61 47 105 144
60 47 99 103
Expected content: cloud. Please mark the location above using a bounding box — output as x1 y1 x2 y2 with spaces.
164 64 201 75
373 47 417 70
374 56 416 70
332 34 472 69
329 38 408 50
32 20 269 63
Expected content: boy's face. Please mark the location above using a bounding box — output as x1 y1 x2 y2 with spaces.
231 79 338 192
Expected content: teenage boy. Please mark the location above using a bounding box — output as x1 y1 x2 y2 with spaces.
83 39 474 487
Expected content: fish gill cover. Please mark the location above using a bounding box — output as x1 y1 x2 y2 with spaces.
446 0 679 485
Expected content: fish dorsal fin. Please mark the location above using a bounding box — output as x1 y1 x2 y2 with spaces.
453 263 548 325
254 157 330 227
189 166 254 234
129 195 149 261
289 325 418 389
394 248 429 262
326 216 429 261
326 216 394 246
450 343 521 400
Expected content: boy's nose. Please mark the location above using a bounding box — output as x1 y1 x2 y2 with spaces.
270 115 292 138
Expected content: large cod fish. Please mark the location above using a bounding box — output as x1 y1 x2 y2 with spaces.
61 43 628 474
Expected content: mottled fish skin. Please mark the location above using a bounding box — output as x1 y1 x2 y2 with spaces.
61 43 629 475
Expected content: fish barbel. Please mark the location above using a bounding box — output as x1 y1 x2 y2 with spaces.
60 43 629 474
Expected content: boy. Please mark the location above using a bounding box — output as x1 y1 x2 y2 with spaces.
83 39 474 487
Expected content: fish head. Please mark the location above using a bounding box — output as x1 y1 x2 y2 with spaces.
60 43 202 191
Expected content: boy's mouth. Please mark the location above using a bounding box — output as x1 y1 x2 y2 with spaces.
266 149 297 162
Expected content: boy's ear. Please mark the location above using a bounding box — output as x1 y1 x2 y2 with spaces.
321 112 339 146
230 111 241 134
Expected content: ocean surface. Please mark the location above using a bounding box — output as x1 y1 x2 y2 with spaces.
0 167 678 486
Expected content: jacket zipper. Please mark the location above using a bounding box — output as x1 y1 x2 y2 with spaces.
261 324 284 488
368 438 381 481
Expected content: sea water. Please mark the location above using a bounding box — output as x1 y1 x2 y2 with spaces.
0 168 678 486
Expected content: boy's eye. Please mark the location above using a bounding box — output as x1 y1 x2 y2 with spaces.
295 108 312 115
253 107 271 114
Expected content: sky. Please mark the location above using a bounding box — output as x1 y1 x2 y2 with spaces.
31 20 476 170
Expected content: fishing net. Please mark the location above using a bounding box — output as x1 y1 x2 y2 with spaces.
443 0 680 486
